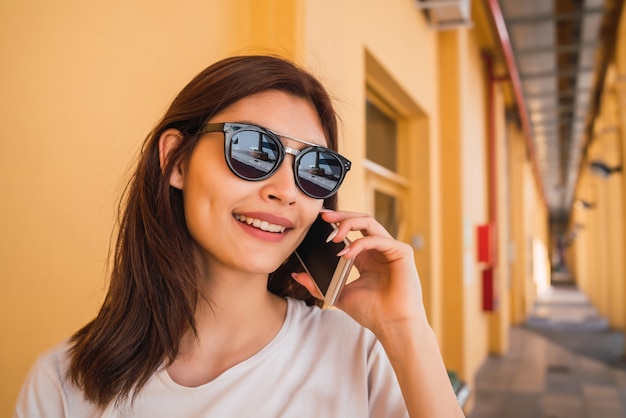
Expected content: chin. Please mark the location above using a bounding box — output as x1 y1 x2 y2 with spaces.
241 258 289 276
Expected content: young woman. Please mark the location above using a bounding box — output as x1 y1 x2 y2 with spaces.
14 55 464 417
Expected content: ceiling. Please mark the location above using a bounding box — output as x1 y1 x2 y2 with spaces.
497 0 623 223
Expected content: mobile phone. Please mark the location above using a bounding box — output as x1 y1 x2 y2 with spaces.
295 215 354 306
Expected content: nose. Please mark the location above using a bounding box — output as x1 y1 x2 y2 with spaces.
260 156 299 204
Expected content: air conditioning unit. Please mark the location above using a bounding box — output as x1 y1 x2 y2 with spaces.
415 0 473 30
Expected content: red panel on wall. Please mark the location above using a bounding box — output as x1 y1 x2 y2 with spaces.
482 267 496 311
477 223 494 265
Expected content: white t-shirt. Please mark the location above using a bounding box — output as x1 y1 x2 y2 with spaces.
14 297 408 417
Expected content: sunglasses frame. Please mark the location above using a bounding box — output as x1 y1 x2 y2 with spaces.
199 122 351 199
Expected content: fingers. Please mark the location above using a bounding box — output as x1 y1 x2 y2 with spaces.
319 210 393 242
290 272 323 299
339 234 414 264
318 209 408 263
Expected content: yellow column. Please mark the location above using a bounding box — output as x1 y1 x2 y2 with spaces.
616 78 626 343
523 164 539 315
573 170 600 298
585 72 623 323
247 0 301 59
585 137 608 315
609 77 626 333
406 116 441 337
489 80 510 354
611 0 626 355
438 30 464 375
600 74 624 330
508 124 528 325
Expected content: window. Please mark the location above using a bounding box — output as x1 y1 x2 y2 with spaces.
364 94 409 239
374 190 399 237
366 100 397 171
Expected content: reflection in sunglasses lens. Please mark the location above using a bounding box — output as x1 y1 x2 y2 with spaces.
297 150 340 197
229 131 278 179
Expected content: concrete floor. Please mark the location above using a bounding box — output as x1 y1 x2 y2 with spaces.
469 284 626 418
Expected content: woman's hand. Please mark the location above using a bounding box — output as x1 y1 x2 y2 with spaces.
292 209 428 339
292 210 465 417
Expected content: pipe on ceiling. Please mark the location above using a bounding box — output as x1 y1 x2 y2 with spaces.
484 0 548 207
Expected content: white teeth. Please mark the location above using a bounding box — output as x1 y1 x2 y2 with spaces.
235 214 286 233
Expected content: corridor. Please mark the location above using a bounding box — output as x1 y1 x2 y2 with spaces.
469 283 626 418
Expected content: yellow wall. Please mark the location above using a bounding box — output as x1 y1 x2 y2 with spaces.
596 76 624 328
508 122 525 324
571 171 597 298
567 3 626 346
616 3 626 340
490 77 511 355
0 0 286 412
523 163 542 313
507 122 546 324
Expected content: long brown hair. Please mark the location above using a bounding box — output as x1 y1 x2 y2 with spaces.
68 55 339 408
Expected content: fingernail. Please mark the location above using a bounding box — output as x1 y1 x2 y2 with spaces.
320 208 334 212
325 229 338 243
291 273 298 279
336 247 349 257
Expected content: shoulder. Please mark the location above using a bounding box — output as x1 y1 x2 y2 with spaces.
26 340 72 390
14 340 99 418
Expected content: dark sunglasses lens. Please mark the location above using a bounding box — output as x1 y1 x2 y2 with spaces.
228 130 280 179
296 149 344 198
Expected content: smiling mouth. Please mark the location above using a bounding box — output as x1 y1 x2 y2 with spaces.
234 214 287 233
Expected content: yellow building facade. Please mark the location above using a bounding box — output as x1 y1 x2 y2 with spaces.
567 3 626 351
1 0 555 415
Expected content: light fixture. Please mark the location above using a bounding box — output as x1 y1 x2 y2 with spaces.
415 0 473 30
589 160 622 179
573 199 594 210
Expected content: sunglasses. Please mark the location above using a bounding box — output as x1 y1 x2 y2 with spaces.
198 122 351 199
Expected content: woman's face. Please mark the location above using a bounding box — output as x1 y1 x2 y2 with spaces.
170 90 327 279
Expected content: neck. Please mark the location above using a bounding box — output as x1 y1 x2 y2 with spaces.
194 259 281 326
167 262 288 387
195 274 285 335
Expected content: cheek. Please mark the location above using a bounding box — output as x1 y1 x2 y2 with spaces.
180 184 211 245
179 162 221 235
297 200 325 239
181 143 233 204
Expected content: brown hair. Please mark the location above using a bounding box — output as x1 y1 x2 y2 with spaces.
68 55 339 408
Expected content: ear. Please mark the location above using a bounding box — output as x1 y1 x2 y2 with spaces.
158 128 185 190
